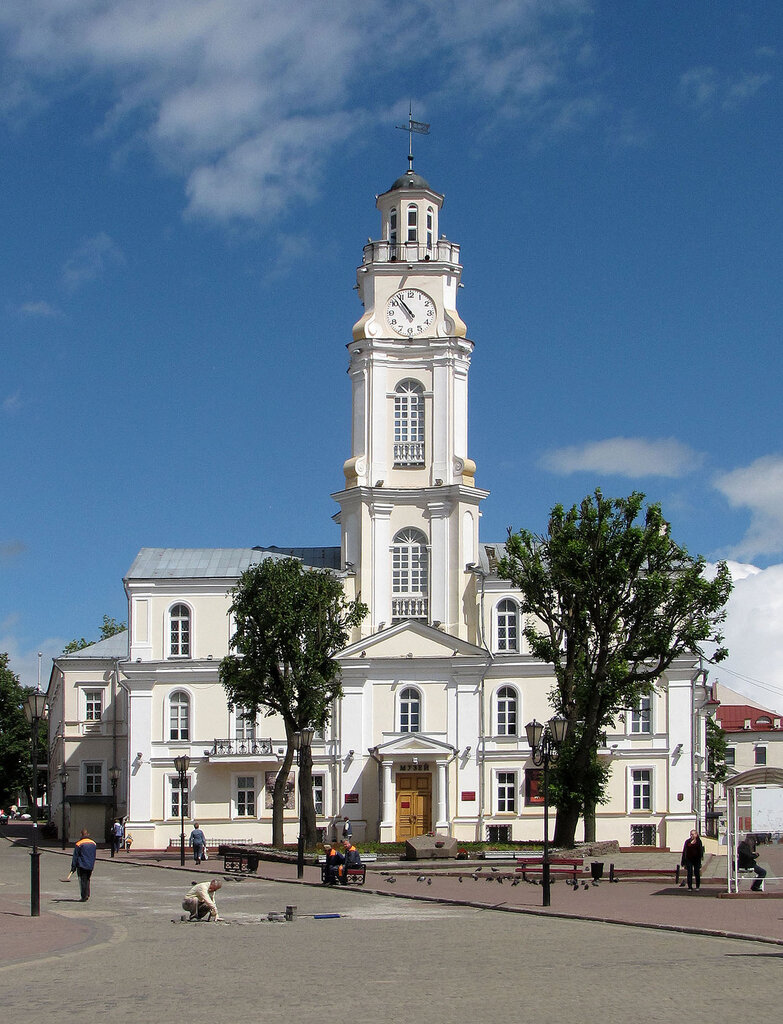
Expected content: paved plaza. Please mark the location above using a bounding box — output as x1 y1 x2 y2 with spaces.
2 835 782 1023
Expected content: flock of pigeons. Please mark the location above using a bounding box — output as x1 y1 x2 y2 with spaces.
380 866 602 890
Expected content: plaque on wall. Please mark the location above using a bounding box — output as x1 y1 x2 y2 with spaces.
344 792 359 804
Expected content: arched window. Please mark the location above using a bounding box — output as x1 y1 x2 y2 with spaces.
169 690 190 741
426 206 434 250
400 687 421 733
169 604 191 657
407 203 418 242
392 528 428 622
394 380 425 466
389 207 397 249
496 599 519 652
496 686 518 736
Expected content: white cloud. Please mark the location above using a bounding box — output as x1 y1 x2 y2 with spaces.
678 64 773 112
0 631 65 690
3 391 23 414
710 561 783 715
541 437 703 478
0 0 594 225
714 455 783 560
18 300 62 318
62 232 125 291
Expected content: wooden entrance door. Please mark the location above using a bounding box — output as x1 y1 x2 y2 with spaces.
395 773 432 841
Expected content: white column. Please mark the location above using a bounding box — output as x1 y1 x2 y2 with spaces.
436 761 448 830
381 761 395 826
371 502 393 629
127 688 153 822
427 500 451 628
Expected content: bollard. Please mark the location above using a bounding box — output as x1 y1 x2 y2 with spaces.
285 905 297 921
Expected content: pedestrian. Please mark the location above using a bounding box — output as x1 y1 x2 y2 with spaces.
188 822 207 864
737 833 767 892
182 878 222 921
681 828 704 890
322 840 344 885
110 819 124 857
71 828 97 902
342 815 353 841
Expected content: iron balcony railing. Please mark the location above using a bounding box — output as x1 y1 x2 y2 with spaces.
362 239 461 265
210 738 273 757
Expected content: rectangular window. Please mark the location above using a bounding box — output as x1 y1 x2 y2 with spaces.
237 776 256 817
171 777 190 819
235 708 256 741
312 774 325 816
725 747 736 766
630 823 656 846
630 696 651 734
84 763 102 794
755 746 767 766
486 824 512 843
84 690 103 721
631 769 652 811
496 771 517 813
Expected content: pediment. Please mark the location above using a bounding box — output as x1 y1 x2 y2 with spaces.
339 620 487 662
373 732 456 759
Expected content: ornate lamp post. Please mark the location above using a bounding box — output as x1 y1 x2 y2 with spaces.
173 755 190 867
525 715 569 908
292 727 315 879
109 767 121 856
58 766 69 851
24 690 48 917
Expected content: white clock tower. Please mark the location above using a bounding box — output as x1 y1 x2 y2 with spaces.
333 163 488 641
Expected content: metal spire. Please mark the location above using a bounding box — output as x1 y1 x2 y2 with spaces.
396 103 430 171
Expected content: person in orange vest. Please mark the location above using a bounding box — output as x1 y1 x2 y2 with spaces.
338 838 362 884
71 828 98 902
322 840 344 885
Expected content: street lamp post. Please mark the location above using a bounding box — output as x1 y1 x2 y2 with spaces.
173 755 190 867
24 691 48 917
292 727 315 879
109 767 121 857
525 715 569 908
58 766 69 851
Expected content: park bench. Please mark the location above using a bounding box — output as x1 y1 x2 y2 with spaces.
515 857 583 884
317 854 367 885
218 844 260 873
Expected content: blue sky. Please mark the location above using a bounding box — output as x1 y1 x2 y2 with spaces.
2 1 783 709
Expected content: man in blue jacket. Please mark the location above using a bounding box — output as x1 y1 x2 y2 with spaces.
71 828 98 901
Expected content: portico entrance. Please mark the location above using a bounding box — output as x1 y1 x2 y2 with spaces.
395 773 432 840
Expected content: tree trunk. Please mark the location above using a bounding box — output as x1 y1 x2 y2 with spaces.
272 746 294 850
583 800 596 843
553 800 580 848
298 743 319 848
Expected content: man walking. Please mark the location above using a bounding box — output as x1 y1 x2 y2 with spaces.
71 828 97 902
188 822 207 864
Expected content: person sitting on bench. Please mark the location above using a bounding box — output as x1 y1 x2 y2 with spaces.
322 841 344 885
737 833 767 892
339 838 362 883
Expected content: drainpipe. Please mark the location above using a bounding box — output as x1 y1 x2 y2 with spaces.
468 564 493 843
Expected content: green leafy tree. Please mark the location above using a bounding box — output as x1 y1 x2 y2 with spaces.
706 716 729 785
497 490 732 848
0 653 47 808
219 558 367 849
63 615 126 654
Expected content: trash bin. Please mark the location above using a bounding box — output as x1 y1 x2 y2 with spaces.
590 862 604 881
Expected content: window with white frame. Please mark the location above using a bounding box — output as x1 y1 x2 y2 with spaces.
389 207 397 248
236 776 256 817
169 690 190 741
496 599 519 652
84 762 102 795
169 604 191 657
755 745 767 766
312 774 325 816
725 747 736 766
407 203 417 242
496 686 518 736
399 687 421 733
630 695 652 734
426 207 433 249
392 528 429 622
631 768 652 811
496 771 517 812
394 380 425 466
171 775 189 819
235 706 256 740
84 689 103 721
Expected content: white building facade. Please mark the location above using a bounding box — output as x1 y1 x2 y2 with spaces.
48 165 707 851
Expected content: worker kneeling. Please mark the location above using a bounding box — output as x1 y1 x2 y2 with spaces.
182 878 222 921
338 839 362 884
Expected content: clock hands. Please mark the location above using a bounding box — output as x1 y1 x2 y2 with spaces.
394 297 415 321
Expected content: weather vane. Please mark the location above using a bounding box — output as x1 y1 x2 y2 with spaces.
396 103 430 171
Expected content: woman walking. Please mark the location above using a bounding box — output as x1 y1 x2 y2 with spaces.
681 828 705 890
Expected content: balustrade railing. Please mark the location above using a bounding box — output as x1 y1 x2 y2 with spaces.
391 597 429 622
393 441 425 466
210 737 273 757
362 239 461 265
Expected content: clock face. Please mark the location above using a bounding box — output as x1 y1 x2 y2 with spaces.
386 288 436 337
